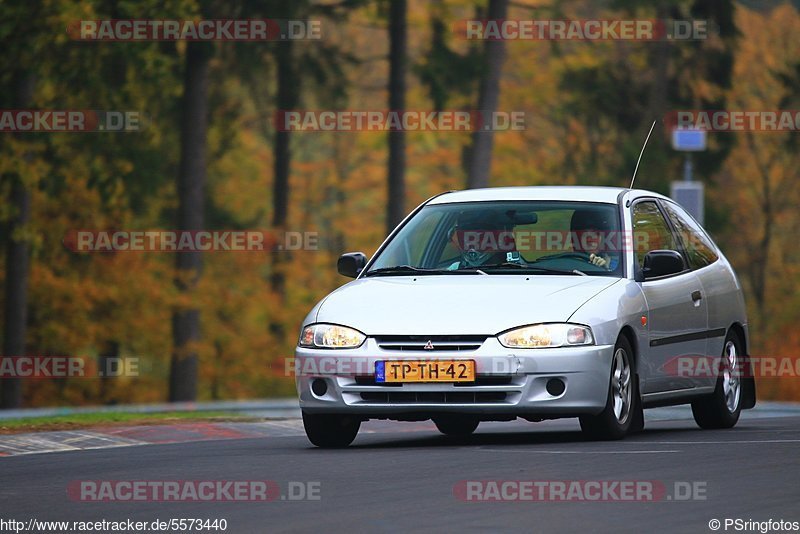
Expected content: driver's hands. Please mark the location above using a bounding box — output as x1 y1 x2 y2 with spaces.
589 253 610 269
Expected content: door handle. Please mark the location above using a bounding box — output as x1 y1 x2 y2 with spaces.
691 290 702 302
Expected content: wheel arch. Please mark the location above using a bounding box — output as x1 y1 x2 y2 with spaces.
618 325 639 370
729 322 756 409
618 324 645 432
729 322 748 354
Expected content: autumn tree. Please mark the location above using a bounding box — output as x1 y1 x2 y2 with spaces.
386 0 408 231
557 0 739 193
718 5 800 327
0 71 33 409
0 0 43 408
169 39 212 402
465 0 509 189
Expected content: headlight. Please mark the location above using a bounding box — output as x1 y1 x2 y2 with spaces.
299 324 366 349
498 323 594 349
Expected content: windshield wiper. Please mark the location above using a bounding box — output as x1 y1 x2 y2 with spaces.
364 265 483 277
475 262 587 276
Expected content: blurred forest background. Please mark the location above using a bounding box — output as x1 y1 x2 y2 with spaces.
1 0 799 408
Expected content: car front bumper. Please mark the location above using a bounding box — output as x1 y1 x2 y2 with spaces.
294 338 614 419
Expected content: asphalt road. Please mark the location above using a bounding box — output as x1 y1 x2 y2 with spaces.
1 413 799 534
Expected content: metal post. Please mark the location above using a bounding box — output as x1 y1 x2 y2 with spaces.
684 153 693 182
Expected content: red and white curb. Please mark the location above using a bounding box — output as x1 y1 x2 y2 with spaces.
0 419 437 457
0 420 307 457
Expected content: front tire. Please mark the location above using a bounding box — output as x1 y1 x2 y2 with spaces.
433 415 480 436
302 412 360 448
691 331 743 429
580 336 639 440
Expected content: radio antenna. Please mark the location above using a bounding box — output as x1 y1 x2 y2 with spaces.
629 120 657 190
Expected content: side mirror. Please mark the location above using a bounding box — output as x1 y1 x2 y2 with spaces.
642 250 685 279
337 252 367 278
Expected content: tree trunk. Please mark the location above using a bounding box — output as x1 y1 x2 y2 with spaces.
270 39 297 300
647 3 670 146
465 0 509 189
1 71 34 409
98 340 119 403
386 0 407 233
169 41 210 402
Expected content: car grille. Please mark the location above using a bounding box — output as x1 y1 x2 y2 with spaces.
353 375 513 387
358 391 507 404
374 335 487 352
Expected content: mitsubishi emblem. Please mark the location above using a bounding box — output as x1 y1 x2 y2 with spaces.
423 340 434 350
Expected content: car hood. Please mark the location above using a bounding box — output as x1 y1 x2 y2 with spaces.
315 275 620 335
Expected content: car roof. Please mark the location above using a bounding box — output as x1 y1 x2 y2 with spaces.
427 186 669 205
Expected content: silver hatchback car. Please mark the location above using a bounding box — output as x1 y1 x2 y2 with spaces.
295 186 755 447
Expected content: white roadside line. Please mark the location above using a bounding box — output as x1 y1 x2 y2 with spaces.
478 449 682 454
639 439 800 444
476 438 800 454
711 428 800 432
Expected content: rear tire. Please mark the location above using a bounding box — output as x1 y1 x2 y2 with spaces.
433 416 480 436
302 412 360 448
580 335 639 440
691 331 743 429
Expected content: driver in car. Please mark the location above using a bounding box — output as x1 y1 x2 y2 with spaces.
570 209 618 271
447 212 519 269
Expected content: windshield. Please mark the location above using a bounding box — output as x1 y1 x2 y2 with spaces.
366 201 623 277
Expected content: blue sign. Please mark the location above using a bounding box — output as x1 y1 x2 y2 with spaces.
672 129 707 152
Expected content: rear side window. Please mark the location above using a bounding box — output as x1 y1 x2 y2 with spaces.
661 201 719 270
631 201 679 268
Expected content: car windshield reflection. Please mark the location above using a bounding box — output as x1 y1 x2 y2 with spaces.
366 201 623 277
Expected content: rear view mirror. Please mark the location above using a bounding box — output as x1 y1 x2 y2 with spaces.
337 252 367 278
642 250 685 279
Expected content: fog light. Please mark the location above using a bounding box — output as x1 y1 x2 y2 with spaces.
311 378 328 397
546 378 565 396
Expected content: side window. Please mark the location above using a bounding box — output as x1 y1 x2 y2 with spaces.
661 201 719 270
631 201 679 267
